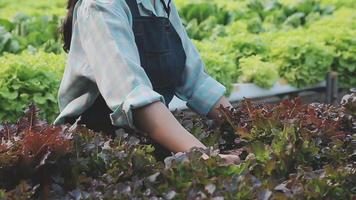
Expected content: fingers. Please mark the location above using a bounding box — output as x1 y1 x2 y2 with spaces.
201 153 241 165
219 154 241 165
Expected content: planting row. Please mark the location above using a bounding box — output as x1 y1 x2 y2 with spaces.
0 94 355 199
179 0 356 89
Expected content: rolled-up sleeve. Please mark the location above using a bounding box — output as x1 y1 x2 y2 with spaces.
77 0 165 130
170 2 227 116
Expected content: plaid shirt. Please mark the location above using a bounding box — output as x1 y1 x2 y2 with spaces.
54 0 226 130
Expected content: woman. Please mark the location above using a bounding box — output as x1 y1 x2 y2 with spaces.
54 0 239 163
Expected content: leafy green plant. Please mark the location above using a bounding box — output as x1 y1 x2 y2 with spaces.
184 17 226 41
306 8 356 87
268 32 334 87
0 14 63 55
223 32 268 62
179 2 231 25
0 0 65 19
0 51 65 123
178 0 355 89
238 55 279 88
0 25 20 54
178 1 233 40
194 40 237 94
0 0 354 98
330 35 356 87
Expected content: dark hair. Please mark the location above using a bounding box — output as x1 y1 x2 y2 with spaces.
60 0 79 53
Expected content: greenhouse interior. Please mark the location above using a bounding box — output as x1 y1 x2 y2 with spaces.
0 0 355 199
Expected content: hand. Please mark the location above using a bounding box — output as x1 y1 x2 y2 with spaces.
208 96 233 125
201 153 241 165
218 154 241 165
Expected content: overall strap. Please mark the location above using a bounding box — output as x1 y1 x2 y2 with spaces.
160 0 172 18
125 0 141 17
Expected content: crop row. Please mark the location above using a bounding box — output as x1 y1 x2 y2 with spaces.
0 95 355 199
179 0 355 90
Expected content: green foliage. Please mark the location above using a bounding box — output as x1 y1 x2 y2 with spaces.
0 0 354 125
238 55 279 88
268 32 334 87
331 35 356 87
0 0 65 19
184 17 226 41
179 2 232 40
0 14 63 55
225 32 269 61
185 0 355 89
306 8 356 87
194 40 237 94
179 2 230 25
0 0 354 96
0 51 65 123
0 25 20 54
320 0 356 8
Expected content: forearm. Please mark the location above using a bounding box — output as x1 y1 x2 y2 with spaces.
133 101 206 153
133 100 240 164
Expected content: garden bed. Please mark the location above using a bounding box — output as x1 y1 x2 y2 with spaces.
0 93 355 199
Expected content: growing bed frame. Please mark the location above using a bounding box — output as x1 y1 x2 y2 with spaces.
169 71 341 111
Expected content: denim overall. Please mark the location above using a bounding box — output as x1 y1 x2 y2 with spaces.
66 0 187 137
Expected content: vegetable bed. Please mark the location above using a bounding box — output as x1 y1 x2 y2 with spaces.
0 94 355 199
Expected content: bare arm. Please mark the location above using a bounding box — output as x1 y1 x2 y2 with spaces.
133 98 240 164
133 101 206 153
133 96 232 153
